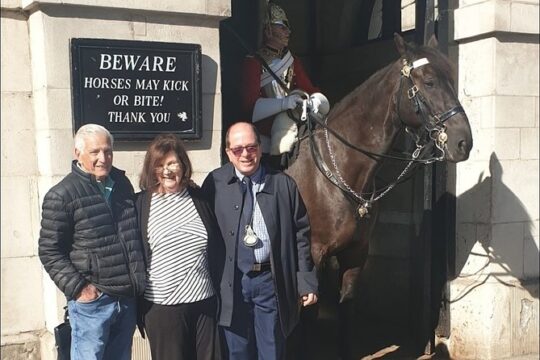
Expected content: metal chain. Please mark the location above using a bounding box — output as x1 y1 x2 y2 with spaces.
324 119 368 203
324 117 418 207
370 159 415 202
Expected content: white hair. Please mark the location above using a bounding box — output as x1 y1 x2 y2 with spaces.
74 124 114 152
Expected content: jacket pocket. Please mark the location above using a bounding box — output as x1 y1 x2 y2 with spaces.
74 290 104 304
70 251 91 276
89 252 100 284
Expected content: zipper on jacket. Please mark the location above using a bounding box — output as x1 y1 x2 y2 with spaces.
96 181 138 296
113 187 139 297
91 252 100 283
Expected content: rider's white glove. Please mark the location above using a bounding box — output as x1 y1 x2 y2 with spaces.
281 94 303 111
253 95 303 123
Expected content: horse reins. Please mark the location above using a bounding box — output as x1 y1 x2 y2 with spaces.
305 56 465 218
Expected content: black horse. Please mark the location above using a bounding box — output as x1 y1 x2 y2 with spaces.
286 33 473 304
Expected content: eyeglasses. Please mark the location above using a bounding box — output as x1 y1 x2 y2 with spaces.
228 144 259 157
155 162 181 173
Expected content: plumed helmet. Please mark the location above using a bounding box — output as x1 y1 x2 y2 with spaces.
266 2 289 29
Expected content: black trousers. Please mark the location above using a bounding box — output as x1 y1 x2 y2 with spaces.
143 296 221 360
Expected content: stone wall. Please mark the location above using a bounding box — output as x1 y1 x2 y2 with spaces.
451 0 539 358
1 5 45 358
1 1 229 359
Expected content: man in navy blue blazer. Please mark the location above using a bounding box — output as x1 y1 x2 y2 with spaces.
202 122 318 360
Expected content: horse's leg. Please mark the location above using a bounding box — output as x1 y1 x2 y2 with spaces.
334 206 378 360
334 236 372 360
338 242 369 303
336 204 378 302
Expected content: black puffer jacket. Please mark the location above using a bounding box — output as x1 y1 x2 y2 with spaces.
39 161 146 300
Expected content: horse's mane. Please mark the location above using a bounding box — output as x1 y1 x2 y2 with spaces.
328 43 455 120
328 61 397 120
412 44 456 83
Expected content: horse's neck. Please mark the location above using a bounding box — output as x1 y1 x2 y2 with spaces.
330 61 400 151
320 61 402 190
288 60 402 193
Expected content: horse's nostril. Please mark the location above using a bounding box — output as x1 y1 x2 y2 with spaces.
458 139 470 153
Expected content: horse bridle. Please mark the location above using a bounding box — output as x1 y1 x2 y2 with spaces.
397 57 465 161
304 56 466 218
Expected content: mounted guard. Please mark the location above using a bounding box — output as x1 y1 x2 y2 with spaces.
240 2 330 165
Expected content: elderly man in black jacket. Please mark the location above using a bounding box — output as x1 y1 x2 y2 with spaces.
39 124 145 360
202 122 318 360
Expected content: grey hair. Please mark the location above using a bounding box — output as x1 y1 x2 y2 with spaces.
74 124 114 152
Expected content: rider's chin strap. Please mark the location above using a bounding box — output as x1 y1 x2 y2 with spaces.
222 22 290 95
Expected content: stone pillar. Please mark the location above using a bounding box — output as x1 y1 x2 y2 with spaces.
1 3 47 359
451 0 539 358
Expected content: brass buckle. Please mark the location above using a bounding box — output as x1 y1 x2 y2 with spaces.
401 63 412 78
407 85 419 99
252 263 262 271
437 131 448 145
358 204 369 218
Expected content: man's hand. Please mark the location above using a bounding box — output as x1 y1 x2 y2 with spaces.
301 293 318 307
76 283 101 302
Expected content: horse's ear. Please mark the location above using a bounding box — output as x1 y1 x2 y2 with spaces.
394 33 408 56
427 34 439 48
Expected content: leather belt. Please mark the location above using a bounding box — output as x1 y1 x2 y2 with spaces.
250 262 271 272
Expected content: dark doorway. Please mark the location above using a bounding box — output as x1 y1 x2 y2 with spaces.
219 1 452 359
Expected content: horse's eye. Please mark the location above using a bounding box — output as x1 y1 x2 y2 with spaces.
424 80 435 88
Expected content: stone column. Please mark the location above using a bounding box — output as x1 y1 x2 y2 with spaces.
1 2 48 359
450 0 539 358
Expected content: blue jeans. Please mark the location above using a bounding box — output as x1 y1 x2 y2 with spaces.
68 292 136 360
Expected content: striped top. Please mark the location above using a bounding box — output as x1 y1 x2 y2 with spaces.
144 189 214 305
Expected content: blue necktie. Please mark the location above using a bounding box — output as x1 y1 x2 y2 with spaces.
237 177 255 273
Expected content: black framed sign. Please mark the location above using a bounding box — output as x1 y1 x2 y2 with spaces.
71 38 202 140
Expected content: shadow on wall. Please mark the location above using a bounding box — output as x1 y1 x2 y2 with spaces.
452 152 539 299
421 152 538 359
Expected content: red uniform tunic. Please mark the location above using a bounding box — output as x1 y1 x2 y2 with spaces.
240 55 320 136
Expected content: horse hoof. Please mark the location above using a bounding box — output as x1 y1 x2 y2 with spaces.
339 287 354 303
340 267 362 303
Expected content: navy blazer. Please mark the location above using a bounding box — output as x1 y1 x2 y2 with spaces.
202 163 318 337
